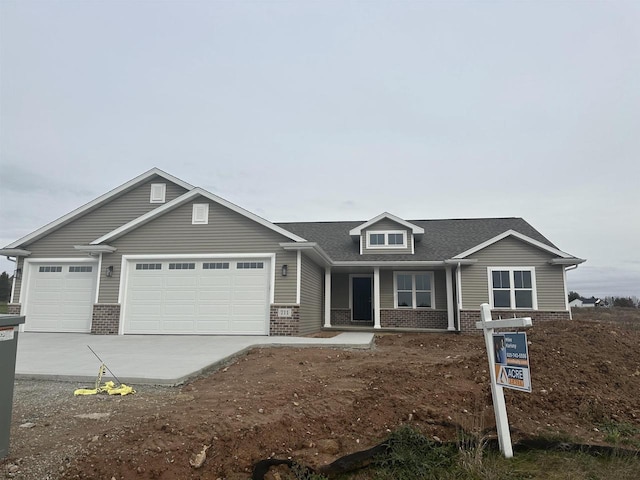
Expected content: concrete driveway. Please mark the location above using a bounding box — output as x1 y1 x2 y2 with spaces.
14 332 374 386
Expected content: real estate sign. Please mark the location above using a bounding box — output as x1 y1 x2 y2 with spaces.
492 332 531 392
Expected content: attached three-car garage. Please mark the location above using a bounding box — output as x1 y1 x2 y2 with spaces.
121 257 272 335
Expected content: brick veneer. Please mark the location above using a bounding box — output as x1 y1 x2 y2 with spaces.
330 309 352 326
269 304 300 336
380 309 448 329
7 304 21 315
91 304 121 335
459 309 571 334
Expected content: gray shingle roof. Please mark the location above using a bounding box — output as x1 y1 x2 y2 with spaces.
275 217 556 262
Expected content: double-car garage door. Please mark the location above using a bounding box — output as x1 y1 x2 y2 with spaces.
22 257 271 335
123 258 271 335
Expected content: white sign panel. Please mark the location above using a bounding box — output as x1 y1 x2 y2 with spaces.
0 327 15 341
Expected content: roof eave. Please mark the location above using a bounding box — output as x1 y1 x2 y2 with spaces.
549 258 586 265
74 245 117 254
0 248 32 257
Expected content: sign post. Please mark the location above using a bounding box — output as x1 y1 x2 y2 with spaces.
475 303 532 458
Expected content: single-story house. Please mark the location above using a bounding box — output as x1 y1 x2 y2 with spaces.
569 298 601 308
2 168 585 335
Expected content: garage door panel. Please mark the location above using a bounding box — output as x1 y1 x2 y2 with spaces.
124 257 270 335
24 262 97 332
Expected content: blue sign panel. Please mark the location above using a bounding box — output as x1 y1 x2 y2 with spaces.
493 332 531 392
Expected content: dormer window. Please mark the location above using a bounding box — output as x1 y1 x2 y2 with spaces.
366 230 407 248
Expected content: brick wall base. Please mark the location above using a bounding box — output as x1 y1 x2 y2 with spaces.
269 304 300 336
459 309 571 334
7 304 21 315
380 309 448 329
91 304 121 335
330 309 352 326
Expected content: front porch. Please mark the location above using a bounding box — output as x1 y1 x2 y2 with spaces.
322 266 458 331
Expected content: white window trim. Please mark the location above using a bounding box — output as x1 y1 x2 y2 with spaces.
487 267 538 310
192 203 209 224
393 271 436 309
150 183 166 204
366 230 407 249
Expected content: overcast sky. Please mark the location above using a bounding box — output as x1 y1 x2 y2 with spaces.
1 1 638 298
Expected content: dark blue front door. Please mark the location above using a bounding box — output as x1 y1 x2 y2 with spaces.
352 277 372 322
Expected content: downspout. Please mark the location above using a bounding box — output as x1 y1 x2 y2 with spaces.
6 256 17 304
564 264 579 320
456 262 462 331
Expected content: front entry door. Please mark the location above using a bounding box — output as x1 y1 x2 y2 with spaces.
352 276 372 322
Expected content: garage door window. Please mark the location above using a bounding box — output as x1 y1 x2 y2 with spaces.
136 263 162 270
203 262 229 270
237 262 264 269
168 263 195 270
69 266 93 273
39 266 62 273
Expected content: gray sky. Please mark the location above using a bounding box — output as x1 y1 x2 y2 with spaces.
1 1 638 298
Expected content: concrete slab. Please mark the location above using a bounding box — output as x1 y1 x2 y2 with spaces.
14 332 375 386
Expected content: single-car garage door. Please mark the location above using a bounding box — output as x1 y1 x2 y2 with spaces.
123 258 271 335
23 261 98 332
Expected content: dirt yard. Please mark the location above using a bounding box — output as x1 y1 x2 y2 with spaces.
3 308 640 479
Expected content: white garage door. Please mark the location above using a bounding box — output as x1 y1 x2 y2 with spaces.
23 261 98 332
123 258 271 335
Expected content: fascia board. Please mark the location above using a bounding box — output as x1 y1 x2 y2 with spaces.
348 212 425 236
279 242 333 265
0 248 31 257
444 259 477 265
93 188 307 245
5 167 195 249
74 245 117 253
452 230 573 259
549 257 586 265
332 260 447 267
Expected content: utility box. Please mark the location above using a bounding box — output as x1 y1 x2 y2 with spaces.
0 315 25 460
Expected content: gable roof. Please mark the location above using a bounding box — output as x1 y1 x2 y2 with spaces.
451 229 577 260
348 212 425 237
5 168 194 249
91 187 306 245
277 217 581 263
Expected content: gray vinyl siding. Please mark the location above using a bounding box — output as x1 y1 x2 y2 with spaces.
299 256 323 335
331 273 350 308
22 177 188 258
98 197 297 304
362 219 413 255
13 177 188 303
380 270 394 308
13 257 25 303
460 236 567 311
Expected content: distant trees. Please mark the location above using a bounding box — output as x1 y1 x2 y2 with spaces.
568 291 581 302
0 272 11 302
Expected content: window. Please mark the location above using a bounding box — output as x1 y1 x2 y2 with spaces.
203 262 229 270
489 268 536 309
394 272 434 308
39 266 62 273
135 263 162 270
366 230 407 248
192 203 209 224
69 266 93 273
237 262 264 269
168 263 195 270
150 183 166 203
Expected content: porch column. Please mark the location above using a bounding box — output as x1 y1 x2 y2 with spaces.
324 268 332 328
446 266 455 331
373 267 381 329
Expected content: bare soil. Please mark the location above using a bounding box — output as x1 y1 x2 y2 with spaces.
3 309 640 479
